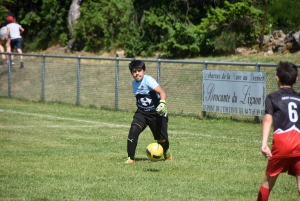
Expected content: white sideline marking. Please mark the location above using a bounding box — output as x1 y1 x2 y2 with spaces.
0 109 260 143
0 109 126 128
0 125 100 128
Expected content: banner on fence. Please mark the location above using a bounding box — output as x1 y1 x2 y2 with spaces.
202 70 266 116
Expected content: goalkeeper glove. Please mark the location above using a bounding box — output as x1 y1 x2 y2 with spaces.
156 100 167 116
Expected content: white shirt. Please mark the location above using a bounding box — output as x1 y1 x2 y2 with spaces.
6 23 22 39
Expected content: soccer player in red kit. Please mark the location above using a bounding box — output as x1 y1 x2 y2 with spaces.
257 61 300 201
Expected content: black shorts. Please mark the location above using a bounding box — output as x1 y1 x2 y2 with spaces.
11 38 22 49
132 109 168 141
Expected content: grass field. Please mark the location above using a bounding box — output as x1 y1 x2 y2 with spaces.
0 97 299 201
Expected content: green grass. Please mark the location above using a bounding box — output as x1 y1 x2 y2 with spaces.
0 97 299 201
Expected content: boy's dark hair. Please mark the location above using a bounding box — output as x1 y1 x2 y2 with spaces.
129 60 146 72
276 61 298 86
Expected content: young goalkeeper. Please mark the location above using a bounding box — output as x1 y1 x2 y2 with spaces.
256 61 300 200
124 59 172 164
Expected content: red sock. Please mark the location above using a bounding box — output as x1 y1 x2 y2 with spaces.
257 186 270 201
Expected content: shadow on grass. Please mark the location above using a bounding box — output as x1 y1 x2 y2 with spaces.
144 168 160 172
133 157 165 172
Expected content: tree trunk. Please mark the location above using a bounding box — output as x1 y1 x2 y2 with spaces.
66 0 83 52
259 0 268 51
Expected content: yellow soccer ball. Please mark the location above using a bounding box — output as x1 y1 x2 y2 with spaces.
146 143 164 161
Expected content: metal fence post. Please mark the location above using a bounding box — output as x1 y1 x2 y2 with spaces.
203 60 208 70
76 56 81 106
157 59 161 83
254 62 261 123
202 61 208 118
115 57 119 109
256 62 261 72
7 53 11 98
41 54 45 101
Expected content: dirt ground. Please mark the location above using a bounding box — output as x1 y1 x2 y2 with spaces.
36 45 119 58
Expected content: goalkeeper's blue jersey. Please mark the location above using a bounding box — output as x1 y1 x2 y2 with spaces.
132 74 160 113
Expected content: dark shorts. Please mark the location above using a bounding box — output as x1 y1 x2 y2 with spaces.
10 38 22 49
132 109 169 140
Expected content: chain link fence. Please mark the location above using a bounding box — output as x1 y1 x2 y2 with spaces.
1 53 299 122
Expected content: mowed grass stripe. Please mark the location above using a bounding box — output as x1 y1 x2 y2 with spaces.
0 109 260 143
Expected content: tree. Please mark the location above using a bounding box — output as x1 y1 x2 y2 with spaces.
198 0 263 54
0 0 12 21
66 0 83 52
17 0 72 50
72 0 132 52
121 0 207 58
268 0 300 31
3 0 298 57
259 0 269 51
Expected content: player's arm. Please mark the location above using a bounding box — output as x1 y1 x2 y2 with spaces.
154 85 166 100
154 85 167 116
261 114 272 158
6 27 10 40
20 27 24 34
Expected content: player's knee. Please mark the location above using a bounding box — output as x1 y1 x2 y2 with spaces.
128 123 142 139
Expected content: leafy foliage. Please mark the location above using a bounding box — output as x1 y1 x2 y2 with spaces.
2 0 299 57
0 0 9 23
121 0 203 58
143 10 201 58
73 0 132 52
17 0 72 50
267 0 300 32
198 0 263 54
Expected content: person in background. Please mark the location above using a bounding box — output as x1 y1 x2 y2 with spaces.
256 61 300 201
124 59 172 164
6 15 24 68
0 25 9 65
0 3 14 65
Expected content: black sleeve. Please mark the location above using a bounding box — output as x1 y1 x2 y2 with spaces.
264 95 274 115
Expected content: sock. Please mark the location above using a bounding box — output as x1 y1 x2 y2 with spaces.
158 140 169 153
127 124 141 160
257 186 270 201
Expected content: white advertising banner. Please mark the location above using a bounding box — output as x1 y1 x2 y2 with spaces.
202 70 266 116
